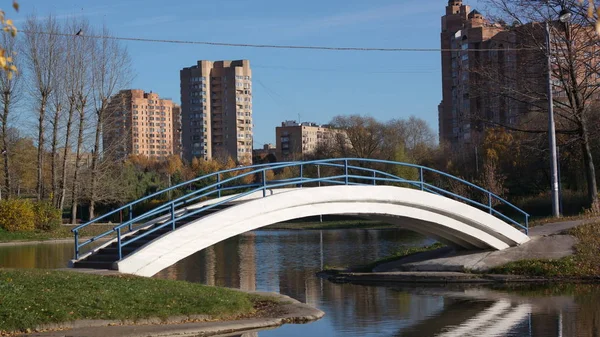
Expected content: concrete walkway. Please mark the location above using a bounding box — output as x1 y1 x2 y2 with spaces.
371 216 598 273
528 217 599 236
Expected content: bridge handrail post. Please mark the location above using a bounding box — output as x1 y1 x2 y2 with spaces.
317 165 321 187
262 169 267 197
420 167 424 191
373 171 376 185
488 192 493 214
525 214 529 235
128 205 133 231
74 230 79 260
217 173 221 198
298 164 303 188
170 202 176 230
117 227 122 260
344 160 349 185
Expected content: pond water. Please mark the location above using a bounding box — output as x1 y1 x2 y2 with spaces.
1 229 599 336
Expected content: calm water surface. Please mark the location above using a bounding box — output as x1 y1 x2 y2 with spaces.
1 229 599 337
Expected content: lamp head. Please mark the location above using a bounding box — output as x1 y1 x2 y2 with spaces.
558 9 572 23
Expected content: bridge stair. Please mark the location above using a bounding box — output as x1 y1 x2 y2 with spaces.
72 203 232 269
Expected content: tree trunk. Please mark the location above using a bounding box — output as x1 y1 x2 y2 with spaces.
2 91 11 199
50 104 61 207
88 108 102 220
580 121 598 207
37 97 48 201
71 107 85 224
58 100 75 212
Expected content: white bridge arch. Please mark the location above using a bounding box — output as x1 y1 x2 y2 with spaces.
116 185 530 277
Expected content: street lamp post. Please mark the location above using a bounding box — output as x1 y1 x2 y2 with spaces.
545 9 571 218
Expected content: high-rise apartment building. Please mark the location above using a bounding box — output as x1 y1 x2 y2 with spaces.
172 104 182 158
438 1 595 148
439 0 516 147
180 60 253 163
103 89 180 160
275 121 348 161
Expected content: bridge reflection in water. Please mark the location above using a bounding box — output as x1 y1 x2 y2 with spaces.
154 230 599 337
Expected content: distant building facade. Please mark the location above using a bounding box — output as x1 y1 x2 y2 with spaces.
439 0 597 148
103 89 179 160
275 121 348 161
439 0 514 147
252 143 276 159
180 60 253 164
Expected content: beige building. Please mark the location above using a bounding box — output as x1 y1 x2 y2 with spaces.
180 60 253 164
103 89 179 160
275 121 347 161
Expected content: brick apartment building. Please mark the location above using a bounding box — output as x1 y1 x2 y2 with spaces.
439 0 598 149
103 89 181 160
180 60 253 164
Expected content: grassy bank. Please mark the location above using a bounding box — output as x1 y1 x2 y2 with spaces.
0 269 269 333
489 222 600 278
0 225 116 243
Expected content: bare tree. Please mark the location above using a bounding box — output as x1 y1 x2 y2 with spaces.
0 31 21 199
49 49 65 206
330 115 384 159
88 25 132 219
22 15 61 201
70 92 87 224
59 19 91 212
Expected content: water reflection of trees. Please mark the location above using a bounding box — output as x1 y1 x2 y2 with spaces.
0 243 72 269
152 231 600 337
2 234 600 336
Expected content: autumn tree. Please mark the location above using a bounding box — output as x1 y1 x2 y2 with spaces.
477 0 599 208
0 1 18 76
0 29 20 198
9 135 36 196
160 155 183 199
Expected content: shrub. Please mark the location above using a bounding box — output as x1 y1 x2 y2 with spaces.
33 201 62 231
0 199 35 232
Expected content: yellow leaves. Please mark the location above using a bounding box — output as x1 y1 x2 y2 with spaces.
578 0 600 34
587 0 595 19
481 128 515 165
0 2 18 77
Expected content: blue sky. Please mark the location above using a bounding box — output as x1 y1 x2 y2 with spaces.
11 0 485 147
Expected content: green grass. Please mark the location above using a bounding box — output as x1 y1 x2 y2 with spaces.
0 269 267 333
488 222 600 278
0 225 116 243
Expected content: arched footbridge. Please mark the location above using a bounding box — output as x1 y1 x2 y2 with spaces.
70 158 530 277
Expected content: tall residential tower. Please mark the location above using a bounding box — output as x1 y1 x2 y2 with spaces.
103 89 180 160
180 60 253 163
439 1 511 147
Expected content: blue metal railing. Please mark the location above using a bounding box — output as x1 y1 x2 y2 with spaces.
72 158 530 260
